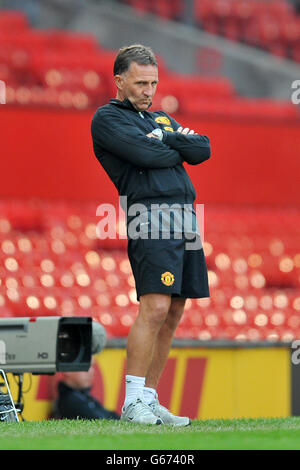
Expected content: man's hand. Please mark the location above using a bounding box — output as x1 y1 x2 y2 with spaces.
147 127 197 138
146 128 163 141
177 126 198 135
146 132 159 139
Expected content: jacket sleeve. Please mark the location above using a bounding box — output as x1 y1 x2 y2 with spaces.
91 110 183 169
161 115 211 166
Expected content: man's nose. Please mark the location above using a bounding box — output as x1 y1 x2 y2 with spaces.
143 87 152 97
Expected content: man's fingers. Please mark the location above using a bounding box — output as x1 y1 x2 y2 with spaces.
177 127 198 135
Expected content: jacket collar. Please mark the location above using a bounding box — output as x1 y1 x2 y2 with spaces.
110 98 152 114
110 98 137 111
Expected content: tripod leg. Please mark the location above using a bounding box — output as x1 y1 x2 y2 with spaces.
0 369 19 422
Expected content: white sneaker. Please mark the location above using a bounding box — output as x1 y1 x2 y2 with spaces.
149 396 191 427
121 397 163 425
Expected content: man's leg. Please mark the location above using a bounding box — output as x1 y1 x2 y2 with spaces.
121 293 171 424
126 293 172 378
145 297 186 389
142 297 191 426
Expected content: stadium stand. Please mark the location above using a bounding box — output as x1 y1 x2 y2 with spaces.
119 0 300 63
0 199 299 343
0 10 298 119
1 9 300 345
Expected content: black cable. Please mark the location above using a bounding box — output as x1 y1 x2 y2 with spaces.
12 374 31 422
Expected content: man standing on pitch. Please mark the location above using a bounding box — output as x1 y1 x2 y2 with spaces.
91 45 211 425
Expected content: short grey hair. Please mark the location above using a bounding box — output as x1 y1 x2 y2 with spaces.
113 44 158 76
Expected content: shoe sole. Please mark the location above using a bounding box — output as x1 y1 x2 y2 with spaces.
161 418 191 427
120 417 163 425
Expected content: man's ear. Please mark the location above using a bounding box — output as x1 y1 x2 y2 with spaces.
114 74 123 91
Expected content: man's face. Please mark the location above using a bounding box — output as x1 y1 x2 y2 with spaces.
115 61 158 111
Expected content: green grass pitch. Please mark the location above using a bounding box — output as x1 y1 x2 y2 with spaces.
1 417 300 450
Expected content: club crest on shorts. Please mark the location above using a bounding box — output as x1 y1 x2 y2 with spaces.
161 271 175 286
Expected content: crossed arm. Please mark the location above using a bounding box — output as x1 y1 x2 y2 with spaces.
91 110 210 169
147 125 211 166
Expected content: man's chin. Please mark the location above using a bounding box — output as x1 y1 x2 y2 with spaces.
137 102 152 111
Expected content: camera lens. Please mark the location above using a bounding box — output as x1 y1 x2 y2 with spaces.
57 325 80 363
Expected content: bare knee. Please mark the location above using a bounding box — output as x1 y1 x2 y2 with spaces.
139 293 171 328
165 298 186 330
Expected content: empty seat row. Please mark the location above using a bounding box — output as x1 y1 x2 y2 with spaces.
0 198 300 342
121 0 300 63
1 10 298 117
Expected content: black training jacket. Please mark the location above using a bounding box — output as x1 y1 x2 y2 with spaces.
91 98 211 209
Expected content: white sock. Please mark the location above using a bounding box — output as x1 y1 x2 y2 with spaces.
124 375 145 408
143 387 157 405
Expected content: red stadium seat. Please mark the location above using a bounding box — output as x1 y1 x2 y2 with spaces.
0 11 29 31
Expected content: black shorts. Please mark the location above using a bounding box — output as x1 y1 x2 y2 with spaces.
127 234 210 301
